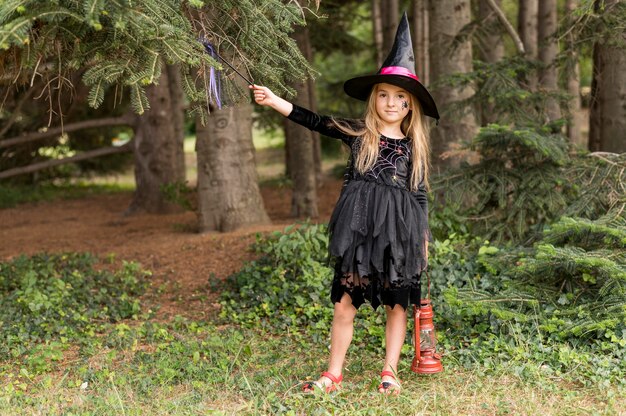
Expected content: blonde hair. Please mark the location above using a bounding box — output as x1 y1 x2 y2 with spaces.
334 84 431 191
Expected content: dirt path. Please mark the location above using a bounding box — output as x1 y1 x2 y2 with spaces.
0 178 342 319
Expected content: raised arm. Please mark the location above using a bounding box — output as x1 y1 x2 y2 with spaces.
251 85 358 143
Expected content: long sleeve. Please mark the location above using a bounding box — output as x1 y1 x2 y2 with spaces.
414 182 428 217
287 104 360 145
413 181 434 243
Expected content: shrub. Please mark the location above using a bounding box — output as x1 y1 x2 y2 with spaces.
436 130 625 245
436 124 573 243
442 212 626 385
220 223 397 350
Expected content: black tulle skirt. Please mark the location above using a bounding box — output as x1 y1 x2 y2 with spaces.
328 179 431 310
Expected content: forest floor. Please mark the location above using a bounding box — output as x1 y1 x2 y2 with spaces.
0 152 344 321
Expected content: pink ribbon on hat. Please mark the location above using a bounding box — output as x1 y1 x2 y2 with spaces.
380 66 419 81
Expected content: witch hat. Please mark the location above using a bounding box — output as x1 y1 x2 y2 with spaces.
343 12 439 120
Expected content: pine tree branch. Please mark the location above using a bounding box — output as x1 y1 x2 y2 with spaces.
0 115 133 149
0 142 132 179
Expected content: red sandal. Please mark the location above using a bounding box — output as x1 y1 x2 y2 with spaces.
378 370 401 396
302 371 343 394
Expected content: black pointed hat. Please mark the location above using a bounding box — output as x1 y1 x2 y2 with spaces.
343 12 439 120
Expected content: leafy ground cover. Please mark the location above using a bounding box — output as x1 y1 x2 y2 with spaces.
1 228 624 415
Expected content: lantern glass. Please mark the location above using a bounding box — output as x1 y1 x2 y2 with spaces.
419 328 437 350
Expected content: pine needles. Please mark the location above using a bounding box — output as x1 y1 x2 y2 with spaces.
437 124 573 242
0 0 313 115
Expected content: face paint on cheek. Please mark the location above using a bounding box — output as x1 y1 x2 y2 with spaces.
402 101 408 110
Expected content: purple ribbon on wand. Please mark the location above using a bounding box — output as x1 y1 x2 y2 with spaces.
201 40 255 109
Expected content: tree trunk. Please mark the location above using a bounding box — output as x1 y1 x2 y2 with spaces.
300 18 323 185
310 82 323 187
284 124 293 178
284 101 318 217
283 20 319 218
478 0 505 63
167 64 187 181
518 0 538 90
411 0 429 84
372 0 384 67
128 67 185 214
565 0 584 148
537 0 562 123
196 104 270 232
429 0 478 171
381 0 400 54
478 0 505 125
284 117 318 218
589 0 626 153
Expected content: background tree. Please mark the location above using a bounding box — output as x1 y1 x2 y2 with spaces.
381 0 400 53
284 13 319 218
196 104 270 232
128 63 185 214
564 0 584 147
518 0 538 89
537 0 562 124
477 0 505 125
411 0 429 85
294 0 370 216
589 0 626 153
432 0 625 243
429 0 478 171
372 0 384 67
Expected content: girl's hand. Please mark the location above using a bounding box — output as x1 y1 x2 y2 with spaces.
249 84 293 116
250 85 277 107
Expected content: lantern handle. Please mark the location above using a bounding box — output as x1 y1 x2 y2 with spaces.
414 305 421 362
425 270 431 299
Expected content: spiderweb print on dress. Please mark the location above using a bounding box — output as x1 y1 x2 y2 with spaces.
363 138 411 182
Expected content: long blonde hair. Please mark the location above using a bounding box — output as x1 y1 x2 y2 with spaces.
334 84 431 191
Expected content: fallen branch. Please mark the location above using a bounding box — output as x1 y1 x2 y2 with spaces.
0 142 133 179
0 115 134 149
485 0 525 55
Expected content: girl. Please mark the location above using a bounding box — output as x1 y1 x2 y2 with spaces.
251 12 439 395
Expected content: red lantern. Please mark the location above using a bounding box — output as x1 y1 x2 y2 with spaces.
412 273 443 374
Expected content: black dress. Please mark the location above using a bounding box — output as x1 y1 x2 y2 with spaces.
288 105 432 310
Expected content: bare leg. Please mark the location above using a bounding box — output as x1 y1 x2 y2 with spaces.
316 292 357 387
380 304 407 389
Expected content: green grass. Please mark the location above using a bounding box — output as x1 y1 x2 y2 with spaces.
185 128 285 152
253 127 284 150
1 320 623 415
184 135 196 153
0 182 133 209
